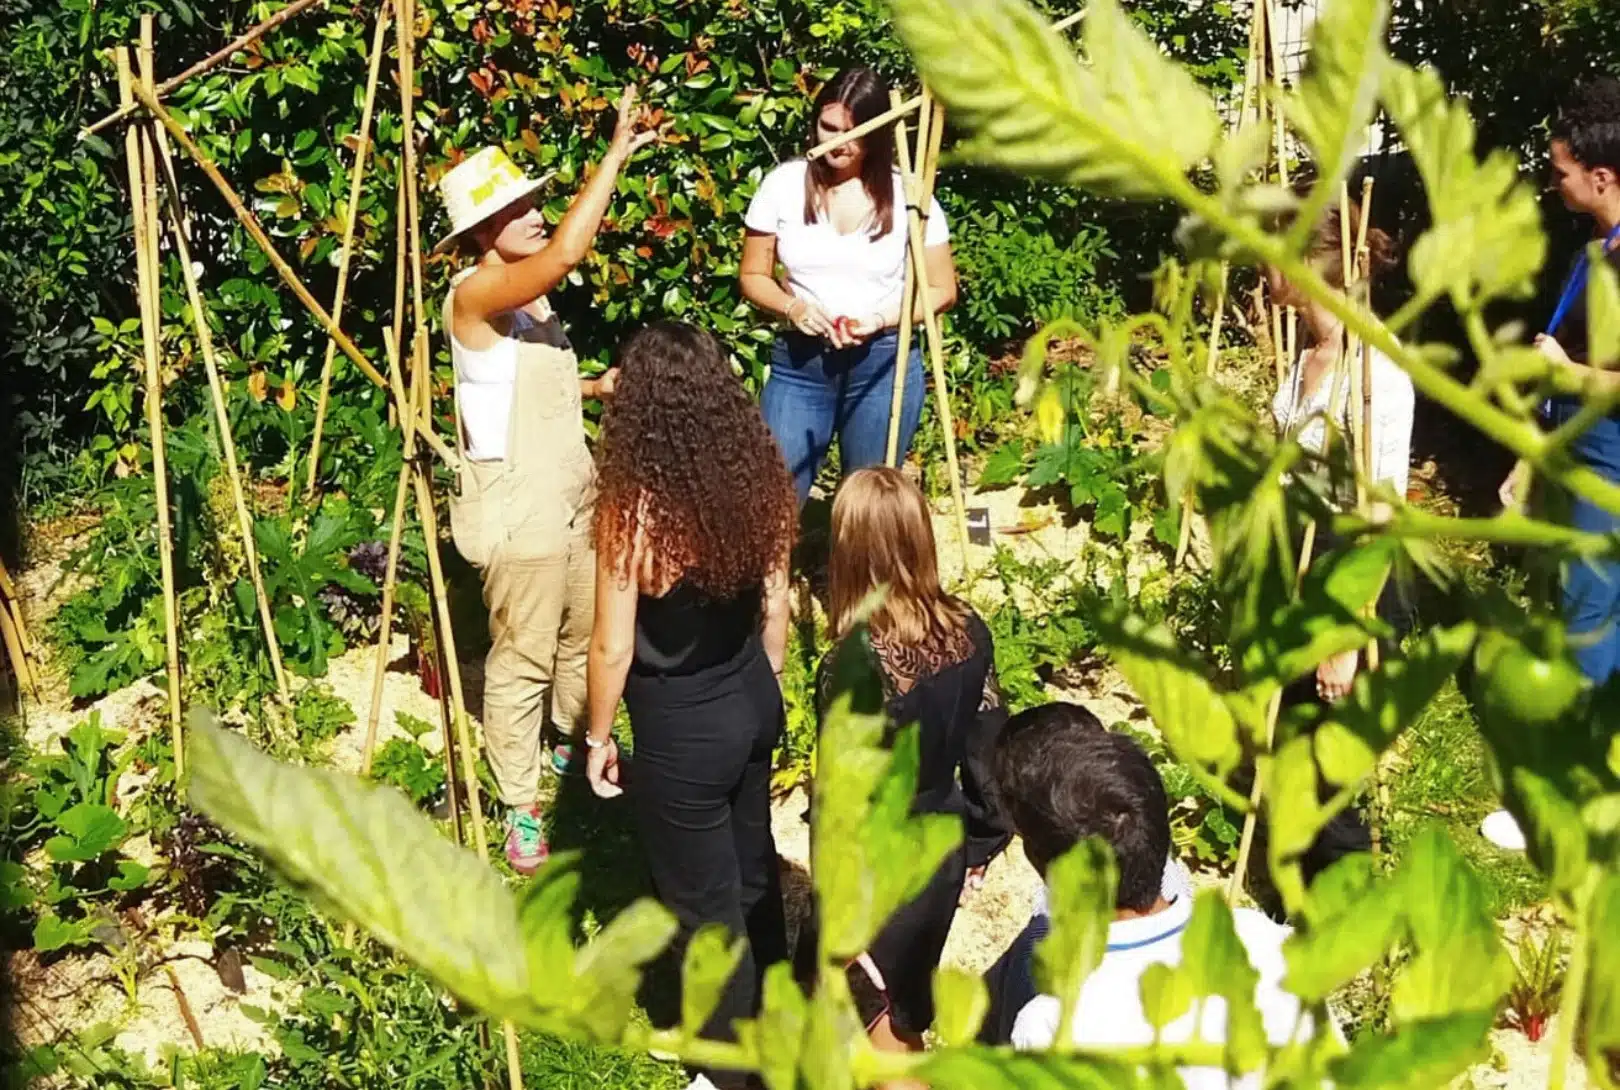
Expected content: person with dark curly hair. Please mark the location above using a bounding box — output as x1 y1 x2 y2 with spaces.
1499 77 1620 684
1486 78 1620 850
583 321 797 1090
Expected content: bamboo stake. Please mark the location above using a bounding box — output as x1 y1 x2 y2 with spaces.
0 600 37 701
302 0 394 498
139 17 193 251
398 0 429 349
127 81 458 470
121 48 185 775
83 0 329 139
884 90 927 466
152 130 293 710
360 334 420 778
391 150 409 426
392 328 522 1087
1174 0 1265 571
393 336 521 1090
1050 9 1087 32
1173 268 1228 569
1262 0 1298 379
906 95 971 568
1238 0 1262 133
0 558 35 657
385 330 483 860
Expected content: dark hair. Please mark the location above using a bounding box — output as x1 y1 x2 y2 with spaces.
594 321 797 599
1552 78 1620 174
804 67 896 240
991 703 1169 913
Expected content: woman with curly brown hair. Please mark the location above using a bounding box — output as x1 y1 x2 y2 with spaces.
583 321 796 1090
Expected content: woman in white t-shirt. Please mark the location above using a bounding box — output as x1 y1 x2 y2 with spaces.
741 66 957 503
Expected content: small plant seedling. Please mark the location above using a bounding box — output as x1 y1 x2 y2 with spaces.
1503 927 1564 1043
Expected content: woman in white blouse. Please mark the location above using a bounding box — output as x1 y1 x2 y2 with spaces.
740 66 957 503
1267 205 1414 705
1263 203 1414 887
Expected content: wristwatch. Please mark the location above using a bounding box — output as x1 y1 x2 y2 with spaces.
585 734 613 750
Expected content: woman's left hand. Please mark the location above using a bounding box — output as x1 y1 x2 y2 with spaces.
841 312 886 346
586 737 624 799
1316 649 1359 703
1534 333 1573 366
595 367 618 399
960 865 987 904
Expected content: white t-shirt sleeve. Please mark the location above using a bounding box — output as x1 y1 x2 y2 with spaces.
744 162 800 235
1368 349 1414 499
1010 995 1061 1050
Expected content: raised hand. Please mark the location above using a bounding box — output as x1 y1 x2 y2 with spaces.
610 85 659 158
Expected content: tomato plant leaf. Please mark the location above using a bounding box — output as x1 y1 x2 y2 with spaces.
887 0 1218 200
931 967 989 1047
681 925 747 1040
1033 837 1115 1044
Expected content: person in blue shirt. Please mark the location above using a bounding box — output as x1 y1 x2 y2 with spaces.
1499 77 1620 685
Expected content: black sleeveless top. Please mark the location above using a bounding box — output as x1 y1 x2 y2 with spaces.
632 581 763 677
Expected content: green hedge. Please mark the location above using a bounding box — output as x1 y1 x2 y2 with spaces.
0 0 1245 509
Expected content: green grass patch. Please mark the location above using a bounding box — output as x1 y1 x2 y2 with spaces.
518 1022 686 1090
1383 679 1545 916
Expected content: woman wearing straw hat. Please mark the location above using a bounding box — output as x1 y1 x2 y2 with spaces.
438 87 656 875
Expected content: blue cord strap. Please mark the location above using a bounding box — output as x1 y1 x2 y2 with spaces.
1547 223 1620 338
1106 918 1189 952
1539 223 1620 420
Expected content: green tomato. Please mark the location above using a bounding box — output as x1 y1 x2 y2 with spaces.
1470 627 1586 730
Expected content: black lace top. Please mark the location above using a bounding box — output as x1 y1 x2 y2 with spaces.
816 604 1011 868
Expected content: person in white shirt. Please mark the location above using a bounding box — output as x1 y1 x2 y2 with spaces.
1260 203 1414 887
740 66 957 503
984 703 1311 1085
1266 203 1414 703
436 89 655 875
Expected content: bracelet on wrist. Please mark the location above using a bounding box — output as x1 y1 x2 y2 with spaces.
585 734 613 750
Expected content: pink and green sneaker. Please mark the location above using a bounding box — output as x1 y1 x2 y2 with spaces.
503 805 549 875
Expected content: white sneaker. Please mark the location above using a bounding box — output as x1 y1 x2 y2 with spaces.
1481 809 1527 851
685 1076 720 1090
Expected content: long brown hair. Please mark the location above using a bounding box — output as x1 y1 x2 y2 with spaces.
1299 200 1397 291
594 322 797 598
828 467 969 645
804 66 896 240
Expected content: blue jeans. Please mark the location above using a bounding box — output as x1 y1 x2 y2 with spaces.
761 331 925 504
1547 397 1620 683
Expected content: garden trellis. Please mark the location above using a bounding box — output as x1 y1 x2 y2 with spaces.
79 0 1324 1076
99 1 520 1083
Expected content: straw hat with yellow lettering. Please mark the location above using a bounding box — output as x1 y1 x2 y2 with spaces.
433 146 555 255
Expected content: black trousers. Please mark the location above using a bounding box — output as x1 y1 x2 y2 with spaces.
625 639 788 1088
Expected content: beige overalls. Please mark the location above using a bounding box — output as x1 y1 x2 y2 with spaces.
447 286 595 808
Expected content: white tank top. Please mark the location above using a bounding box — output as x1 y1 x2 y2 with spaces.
449 305 543 463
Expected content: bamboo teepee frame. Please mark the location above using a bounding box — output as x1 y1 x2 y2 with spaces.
104 7 520 1083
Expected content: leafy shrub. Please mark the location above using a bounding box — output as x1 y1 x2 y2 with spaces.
3 716 152 953
978 367 1173 544
949 202 1124 345
371 737 447 808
